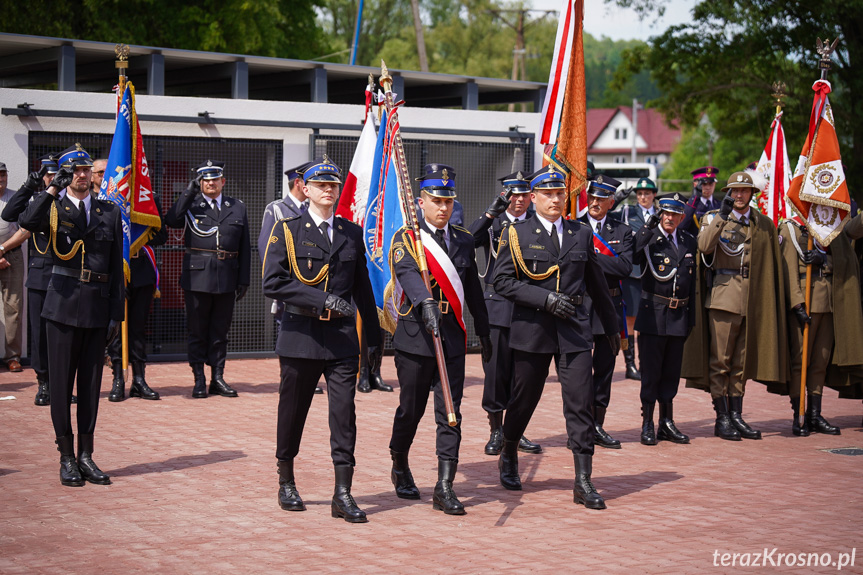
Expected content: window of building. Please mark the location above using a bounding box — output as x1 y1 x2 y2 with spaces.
614 128 628 140
613 156 628 164
645 156 658 164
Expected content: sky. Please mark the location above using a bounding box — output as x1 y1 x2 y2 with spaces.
529 0 698 42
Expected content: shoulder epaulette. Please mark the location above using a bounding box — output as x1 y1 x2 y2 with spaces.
511 218 528 225
451 224 469 234
280 214 301 223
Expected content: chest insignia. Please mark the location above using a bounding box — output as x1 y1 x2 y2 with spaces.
664 257 670 264
658 264 665 272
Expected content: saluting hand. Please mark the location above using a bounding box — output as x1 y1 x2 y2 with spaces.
50 167 74 192
485 195 510 218
24 165 47 191
644 214 660 230
719 192 735 219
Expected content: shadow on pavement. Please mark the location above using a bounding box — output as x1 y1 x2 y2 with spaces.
107 449 247 477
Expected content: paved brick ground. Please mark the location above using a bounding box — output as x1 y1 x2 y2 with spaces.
1 354 862 574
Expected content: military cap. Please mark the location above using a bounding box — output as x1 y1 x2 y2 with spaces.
657 192 687 214
587 174 622 198
417 163 456 198
691 166 719 182
284 161 313 181
635 177 658 192
0 162 6 172
528 165 566 190
39 154 59 174
721 171 758 193
196 160 225 180
303 155 342 184
57 144 94 169
498 170 530 194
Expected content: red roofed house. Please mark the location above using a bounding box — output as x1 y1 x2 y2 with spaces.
586 106 680 172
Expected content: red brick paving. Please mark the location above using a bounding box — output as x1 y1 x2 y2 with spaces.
1 354 862 574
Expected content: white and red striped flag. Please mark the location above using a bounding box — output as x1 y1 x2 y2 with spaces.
787 79 851 245
336 80 377 225
755 111 791 225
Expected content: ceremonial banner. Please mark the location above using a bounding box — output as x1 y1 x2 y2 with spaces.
336 113 377 225
539 0 588 217
364 109 405 333
755 111 791 226
98 82 161 281
787 79 850 245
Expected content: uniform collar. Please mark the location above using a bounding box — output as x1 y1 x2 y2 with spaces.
535 213 562 235
307 208 334 231
587 213 606 231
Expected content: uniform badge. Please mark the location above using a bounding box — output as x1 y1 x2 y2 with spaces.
305 223 311 228
394 248 405 263
500 239 507 247
535 228 541 233
338 224 343 230
269 235 278 244
224 200 230 207
307 259 313 270
664 257 670 264
658 264 665 272
65 206 71 211
95 207 102 214
199 202 207 208
567 229 573 234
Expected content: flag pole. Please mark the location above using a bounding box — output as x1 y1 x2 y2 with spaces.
798 38 838 421
115 44 130 381
379 60 457 426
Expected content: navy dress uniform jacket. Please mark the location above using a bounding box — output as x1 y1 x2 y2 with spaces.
258 196 304 262
19 191 124 328
164 189 251 293
633 226 697 337
1 186 54 291
391 221 490 358
262 211 381 360
579 216 633 335
493 216 619 354
469 213 514 329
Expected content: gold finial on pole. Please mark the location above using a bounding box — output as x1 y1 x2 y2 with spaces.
115 43 130 92
380 60 392 91
816 37 838 78
771 81 786 115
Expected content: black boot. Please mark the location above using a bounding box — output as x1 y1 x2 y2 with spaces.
728 396 761 439
77 434 111 485
108 360 125 402
277 459 305 511
573 453 606 510
484 411 503 456
594 406 621 449
806 394 840 435
369 370 393 392
56 435 84 487
713 397 741 441
331 465 368 523
390 450 420 499
209 366 238 397
34 377 50 406
640 401 657 445
657 402 690 444
518 435 543 453
790 397 810 437
191 364 207 398
357 365 372 393
432 459 465 515
498 439 522 491
130 361 160 400
624 336 641 380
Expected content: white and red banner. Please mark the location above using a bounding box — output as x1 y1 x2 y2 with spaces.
755 111 791 226
335 113 377 225
787 79 851 245
539 0 578 146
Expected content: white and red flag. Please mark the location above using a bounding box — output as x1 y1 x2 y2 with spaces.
786 79 851 245
755 111 791 225
335 80 377 225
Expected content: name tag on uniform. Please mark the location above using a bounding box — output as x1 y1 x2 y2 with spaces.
60 221 75 228
302 240 317 247
528 244 545 250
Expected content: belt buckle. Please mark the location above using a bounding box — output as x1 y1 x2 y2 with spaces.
668 297 680 309
79 269 91 283
319 309 331 321
217 250 226 260
438 301 450 314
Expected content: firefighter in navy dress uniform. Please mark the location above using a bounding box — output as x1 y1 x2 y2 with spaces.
19 144 124 487
633 193 697 445
165 161 251 398
262 157 382 523
493 165 619 510
388 164 491 516
468 171 542 456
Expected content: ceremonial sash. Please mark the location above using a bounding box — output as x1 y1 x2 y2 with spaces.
592 230 628 339
141 245 160 298
413 229 467 339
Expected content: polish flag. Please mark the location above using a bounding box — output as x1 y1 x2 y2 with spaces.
755 111 791 226
336 113 377 225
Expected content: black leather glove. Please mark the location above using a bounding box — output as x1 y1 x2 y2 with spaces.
368 345 383 372
694 181 704 199
719 192 735 219
607 333 622 356
792 305 811 328
480 335 493 363
324 294 354 318
50 167 74 191
420 298 441 335
645 214 660 230
801 250 825 267
545 292 577 319
486 194 510 218
187 177 201 193
235 285 249 302
24 167 45 191
106 319 121 345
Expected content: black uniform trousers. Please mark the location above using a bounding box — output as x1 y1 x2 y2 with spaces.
638 333 686 403
277 355 358 466
481 325 513 414
504 349 594 455
27 288 49 380
591 335 615 409
46 320 107 437
184 290 235 367
390 350 465 461
108 284 155 363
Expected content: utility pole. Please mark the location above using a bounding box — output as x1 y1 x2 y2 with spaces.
631 98 640 163
410 0 429 72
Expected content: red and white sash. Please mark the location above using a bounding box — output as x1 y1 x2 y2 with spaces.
417 229 466 338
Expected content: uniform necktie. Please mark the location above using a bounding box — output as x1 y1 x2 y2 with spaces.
551 225 560 252
595 221 601 235
300 200 309 213
667 233 676 249
739 216 747 226
435 228 448 254
211 200 220 218
77 200 88 228
319 221 331 249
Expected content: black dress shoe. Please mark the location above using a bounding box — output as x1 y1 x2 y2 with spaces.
108 361 125 402
34 378 50 406
484 412 503 456
713 397 742 441
130 362 160 400
71 394 77 404
315 386 324 395
498 440 522 491
792 417 810 437
332 466 367 523
277 460 306 511
517 435 543 453
432 460 465 515
806 394 840 435
191 364 207 398
56 435 84 487
77 435 111 485
657 403 689 444
594 407 620 449
209 366 238 397
728 396 761 440
640 401 657 445
573 453 606 510
357 370 372 393
391 450 420 499
370 372 393 392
